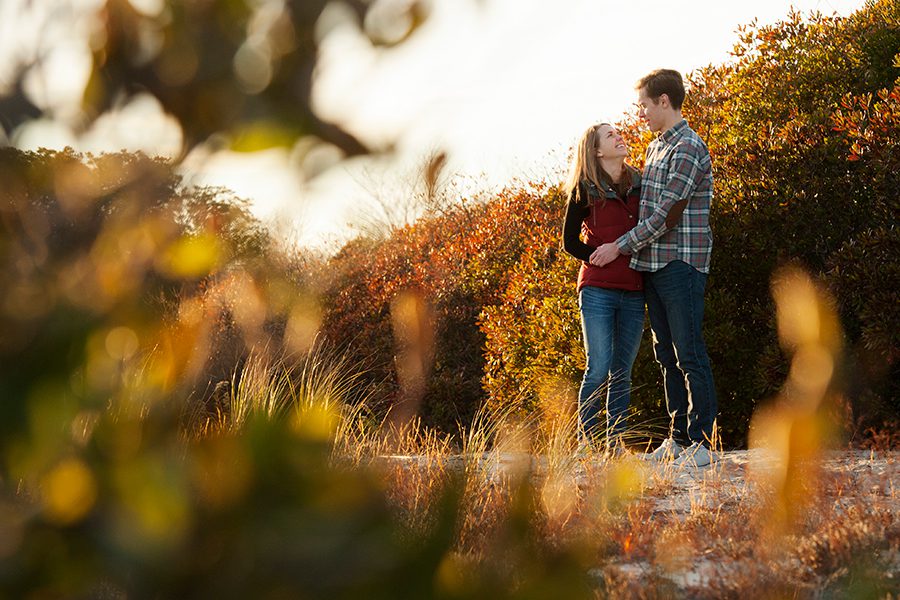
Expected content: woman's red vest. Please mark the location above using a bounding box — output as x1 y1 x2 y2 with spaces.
577 169 643 292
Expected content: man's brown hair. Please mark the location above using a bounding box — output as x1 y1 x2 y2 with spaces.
636 69 685 110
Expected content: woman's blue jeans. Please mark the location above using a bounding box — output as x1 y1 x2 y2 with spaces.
643 260 718 447
578 286 645 446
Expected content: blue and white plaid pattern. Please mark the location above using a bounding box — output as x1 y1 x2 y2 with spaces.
615 119 713 273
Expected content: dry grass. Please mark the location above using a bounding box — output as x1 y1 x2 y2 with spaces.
356 417 900 597
202 351 899 597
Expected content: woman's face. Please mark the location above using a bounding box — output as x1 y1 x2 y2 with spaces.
595 124 628 160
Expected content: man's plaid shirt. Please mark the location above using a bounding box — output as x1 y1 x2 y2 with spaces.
615 119 713 273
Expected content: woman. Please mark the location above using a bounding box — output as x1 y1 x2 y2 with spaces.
561 123 644 451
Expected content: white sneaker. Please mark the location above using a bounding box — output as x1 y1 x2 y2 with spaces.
672 442 712 468
642 438 682 462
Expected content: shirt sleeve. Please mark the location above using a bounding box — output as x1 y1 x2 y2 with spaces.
615 142 707 254
561 187 594 262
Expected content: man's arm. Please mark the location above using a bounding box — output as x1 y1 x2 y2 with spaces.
615 144 707 255
595 199 685 263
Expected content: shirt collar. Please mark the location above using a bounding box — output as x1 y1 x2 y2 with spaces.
659 118 689 144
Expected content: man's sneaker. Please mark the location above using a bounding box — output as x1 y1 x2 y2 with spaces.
642 438 683 462
672 442 712 468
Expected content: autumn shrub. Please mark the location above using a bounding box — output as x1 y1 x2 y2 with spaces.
829 86 900 397
319 184 571 432
827 225 900 420
0 147 319 459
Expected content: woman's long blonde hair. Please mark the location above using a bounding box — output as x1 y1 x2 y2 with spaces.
565 123 626 206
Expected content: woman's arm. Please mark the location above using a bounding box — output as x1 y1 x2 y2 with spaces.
561 189 594 262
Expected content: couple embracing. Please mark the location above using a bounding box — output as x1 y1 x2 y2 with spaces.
562 69 717 468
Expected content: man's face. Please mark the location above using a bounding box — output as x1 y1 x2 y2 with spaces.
637 88 664 133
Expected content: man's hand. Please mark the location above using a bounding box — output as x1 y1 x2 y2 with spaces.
589 243 621 267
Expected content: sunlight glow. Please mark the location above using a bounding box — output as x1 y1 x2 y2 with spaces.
304 0 868 248
80 94 184 158
313 0 868 174
12 118 78 150
22 37 93 117
1 0 868 250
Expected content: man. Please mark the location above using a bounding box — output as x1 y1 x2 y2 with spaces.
590 69 717 468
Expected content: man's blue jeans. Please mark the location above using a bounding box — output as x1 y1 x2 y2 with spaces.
644 260 717 447
578 286 645 446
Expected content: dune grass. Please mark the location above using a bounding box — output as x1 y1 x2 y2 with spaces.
199 351 899 598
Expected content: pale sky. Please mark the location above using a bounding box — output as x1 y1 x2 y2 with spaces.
2 0 867 250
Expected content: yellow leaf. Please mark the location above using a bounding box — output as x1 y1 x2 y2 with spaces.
157 234 222 278
41 459 97 525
